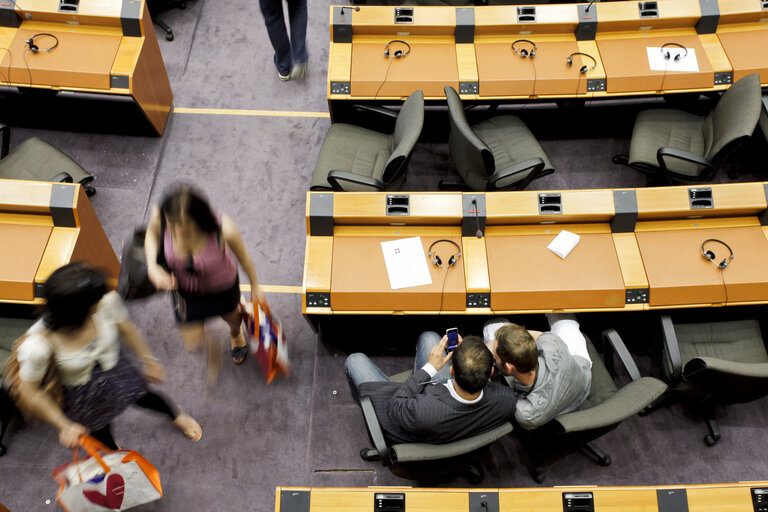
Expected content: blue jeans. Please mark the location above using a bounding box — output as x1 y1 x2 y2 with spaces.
344 331 451 400
258 0 308 76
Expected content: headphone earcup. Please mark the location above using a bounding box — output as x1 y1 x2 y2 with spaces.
394 50 402 58
384 49 390 57
663 51 670 60
719 259 728 269
529 50 535 58
433 255 442 267
704 250 715 261
448 255 457 268
580 65 588 74
520 49 528 57
674 53 681 62
567 57 573 67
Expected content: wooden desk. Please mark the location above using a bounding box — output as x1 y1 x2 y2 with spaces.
717 0 768 84
275 482 768 512
0 0 172 135
0 179 119 304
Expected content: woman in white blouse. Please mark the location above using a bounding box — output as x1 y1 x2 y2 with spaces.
15 263 202 448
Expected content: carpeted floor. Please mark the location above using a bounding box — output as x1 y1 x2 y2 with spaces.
1 1 768 511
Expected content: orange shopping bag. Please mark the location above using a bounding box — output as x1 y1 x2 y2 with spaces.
240 296 290 384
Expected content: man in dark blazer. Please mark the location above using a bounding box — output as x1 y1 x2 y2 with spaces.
345 332 517 445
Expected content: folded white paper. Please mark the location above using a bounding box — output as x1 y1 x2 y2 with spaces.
381 236 433 290
646 47 699 73
547 230 580 259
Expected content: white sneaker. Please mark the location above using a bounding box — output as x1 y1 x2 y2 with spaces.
278 70 290 82
290 61 308 81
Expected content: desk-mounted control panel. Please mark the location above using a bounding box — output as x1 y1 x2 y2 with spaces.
539 193 562 215
394 7 413 24
626 288 649 304
638 1 659 17
59 0 78 12
306 293 330 308
689 187 714 209
714 72 733 86
563 492 594 512
587 79 606 92
375 493 405 512
386 195 409 216
459 82 479 95
753 488 768 512
467 293 490 308
517 6 536 23
330 82 351 95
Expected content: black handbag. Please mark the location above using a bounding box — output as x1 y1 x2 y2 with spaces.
118 216 167 300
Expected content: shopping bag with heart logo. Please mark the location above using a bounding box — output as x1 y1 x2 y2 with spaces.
51 436 162 512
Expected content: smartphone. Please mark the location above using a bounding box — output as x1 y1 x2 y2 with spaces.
445 328 459 352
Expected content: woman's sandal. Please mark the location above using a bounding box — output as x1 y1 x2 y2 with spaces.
173 413 203 442
230 330 248 365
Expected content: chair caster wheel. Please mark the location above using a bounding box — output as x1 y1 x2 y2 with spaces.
612 155 628 165
360 448 380 462
704 434 718 447
84 184 96 197
598 454 612 466
165 33 174 41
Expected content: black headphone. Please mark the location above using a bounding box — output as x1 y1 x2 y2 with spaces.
428 239 461 269
384 40 411 59
26 33 59 53
566 52 597 74
701 239 734 269
512 39 537 59
661 42 688 62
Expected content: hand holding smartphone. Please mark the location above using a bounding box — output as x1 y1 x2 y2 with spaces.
445 328 459 352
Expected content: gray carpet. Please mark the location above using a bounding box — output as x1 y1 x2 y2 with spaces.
1 1 768 510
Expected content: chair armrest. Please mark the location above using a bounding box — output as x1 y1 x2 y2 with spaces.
601 329 641 381
0 123 9 159
326 170 385 191
660 315 683 381
487 157 545 190
352 104 398 120
656 147 712 173
686 357 768 379
50 172 73 183
359 396 391 466
554 377 668 432
391 422 513 463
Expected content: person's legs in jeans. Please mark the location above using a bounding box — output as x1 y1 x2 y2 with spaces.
286 0 307 65
345 353 390 401
414 331 451 383
546 313 591 366
258 0 292 77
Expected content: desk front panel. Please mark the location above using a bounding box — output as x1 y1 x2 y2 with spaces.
476 40 587 97
486 227 625 311
636 225 768 306
0 224 52 301
330 233 466 311
596 34 714 94
717 28 768 83
350 40 458 98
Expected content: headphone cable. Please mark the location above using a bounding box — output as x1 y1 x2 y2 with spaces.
718 267 728 306
374 57 395 101
437 265 450 315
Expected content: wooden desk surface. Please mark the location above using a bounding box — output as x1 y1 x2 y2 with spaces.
486 225 625 311
330 230 466 312
0 224 52 301
717 27 768 83
350 39 458 98
636 224 768 307
596 33 714 94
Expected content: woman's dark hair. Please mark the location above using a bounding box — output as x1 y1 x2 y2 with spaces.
160 185 218 234
42 263 107 331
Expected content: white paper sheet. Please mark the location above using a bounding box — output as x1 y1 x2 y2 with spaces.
381 236 433 290
547 230 581 259
646 47 699 72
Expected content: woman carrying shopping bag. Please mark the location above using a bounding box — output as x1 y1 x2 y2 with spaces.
10 263 201 449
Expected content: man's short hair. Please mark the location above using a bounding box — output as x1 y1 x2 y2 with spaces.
495 324 538 374
452 335 493 394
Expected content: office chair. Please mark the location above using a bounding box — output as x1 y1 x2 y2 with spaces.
612 73 762 184
443 86 554 191
356 370 513 484
148 0 187 41
0 317 36 456
0 124 95 196
656 315 768 446
310 90 424 192
517 330 667 483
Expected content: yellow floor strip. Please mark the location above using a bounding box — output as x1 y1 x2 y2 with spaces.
240 284 302 294
174 107 329 118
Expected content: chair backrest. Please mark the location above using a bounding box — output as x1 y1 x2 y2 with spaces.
704 72 761 161
382 90 425 184
444 86 495 183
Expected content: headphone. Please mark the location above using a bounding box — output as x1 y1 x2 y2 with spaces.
384 40 411 59
26 33 59 53
512 39 537 59
661 42 688 62
701 239 734 269
428 239 461 269
566 52 597 74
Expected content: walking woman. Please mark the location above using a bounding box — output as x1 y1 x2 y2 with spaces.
13 263 201 449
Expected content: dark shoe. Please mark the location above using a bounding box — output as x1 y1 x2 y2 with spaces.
230 331 248 365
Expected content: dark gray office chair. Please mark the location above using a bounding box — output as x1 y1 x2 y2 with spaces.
0 124 95 196
357 370 513 483
310 90 424 192
517 330 667 483
612 73 762 184
658 315 768 446
0 317 35 456
443 85 554 191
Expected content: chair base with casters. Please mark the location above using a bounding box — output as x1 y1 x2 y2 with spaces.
658 315 768 447
0 126 96 196
517 330 667 483
148 0 187 41
356 370 513 484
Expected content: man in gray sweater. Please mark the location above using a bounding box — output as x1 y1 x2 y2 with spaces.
484 314 592 430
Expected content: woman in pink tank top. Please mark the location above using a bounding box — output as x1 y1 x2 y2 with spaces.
143 186 265 375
